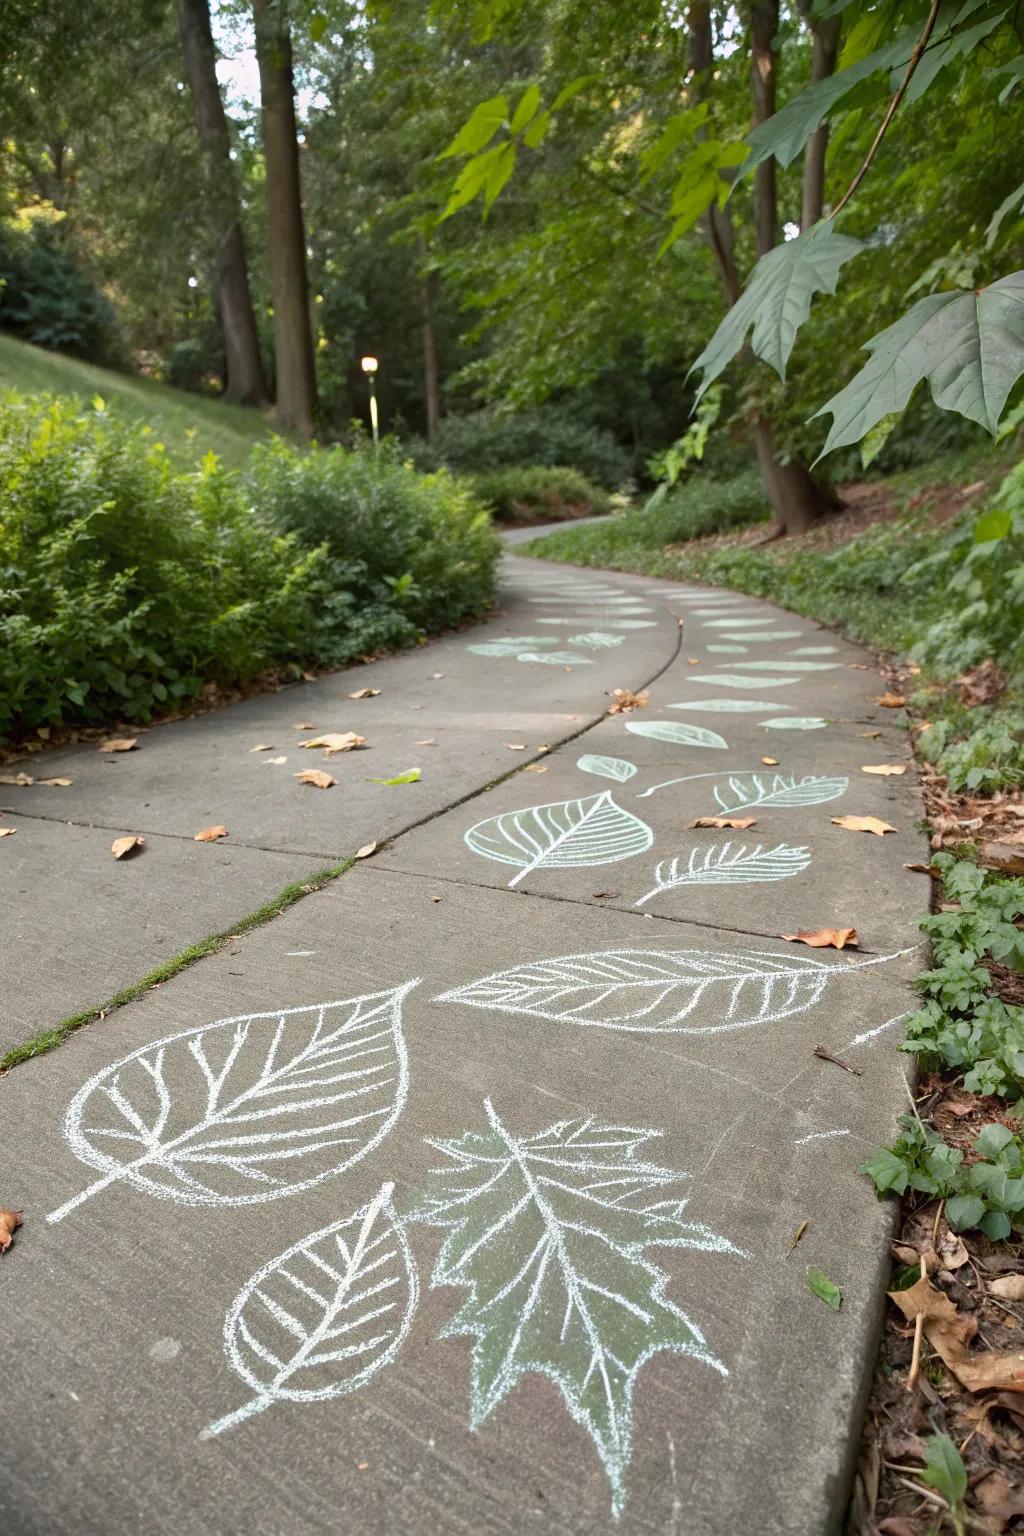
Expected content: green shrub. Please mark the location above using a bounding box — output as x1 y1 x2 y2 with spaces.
404 406 630 489
471 464 612 525
0 224 119 364
0 395 499 739
247 438 500 632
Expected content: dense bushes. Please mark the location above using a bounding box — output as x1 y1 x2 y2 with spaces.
248 439 498 633
0 394 499 738
470 464 612 524
404 406 631 490
0 223 119 363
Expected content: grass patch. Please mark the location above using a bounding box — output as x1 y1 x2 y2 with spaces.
0 333 293 469
0 857 354 1071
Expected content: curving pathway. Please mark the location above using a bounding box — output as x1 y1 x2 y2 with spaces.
0 533 925 1536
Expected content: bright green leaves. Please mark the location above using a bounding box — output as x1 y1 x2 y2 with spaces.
438 77 594 221
638 108 748 255
920 1435 968 1521
439 94 509 161
813 271 1024 459
689 221 864 404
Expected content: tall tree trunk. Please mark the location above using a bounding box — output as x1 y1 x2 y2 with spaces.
252 0 317 437
420 264 441 442
688 3 834 534
798 5 842 228
177 0 268 406
749 1 778 258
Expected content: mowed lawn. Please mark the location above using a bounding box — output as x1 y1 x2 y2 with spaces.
0 334 296 470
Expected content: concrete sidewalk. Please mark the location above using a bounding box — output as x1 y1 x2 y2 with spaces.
0 542 924 1536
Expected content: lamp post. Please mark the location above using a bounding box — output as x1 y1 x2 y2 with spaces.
360 355 379 447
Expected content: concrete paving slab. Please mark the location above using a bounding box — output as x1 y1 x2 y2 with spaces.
0 817 314 1054
2 867 918 1536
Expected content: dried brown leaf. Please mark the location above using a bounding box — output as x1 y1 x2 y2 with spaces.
194 825 228 843
889 1274 1024 1392
861 764 906 776
0 827 15 838
0 1209 22 1253
782 927 858 950
0 772 33 785
906 862 941 876
607 689 649 715
524 764 548 772
298 732 365 755
761 756 779 766
832 814 897 836
876 693 906 709
249 744 274 753
990 1275 1024 1301
100 737 138 752
294 770 335 789
689 815 758 830
111 834 144 859
293 722 316 730
347 688 380 699
355 842 377 860
960 658 1006 707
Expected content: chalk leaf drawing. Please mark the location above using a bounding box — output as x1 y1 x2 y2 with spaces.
705 644 749 654
465 791 653 888
577 754 638 783
712 772 848 814
792 646 838 655
202 1182 417 1439
712 631 803 643
46 986 416 1224
467 638 558 658
704 618 776 628
517 650 593 666
666 699 786 713
625 720 728 750
407 1100 740 1517
569 632 626 649
436 944 906 1037
730 659 841 672
688 674 797 688
761 716 828 731
634 843 811 906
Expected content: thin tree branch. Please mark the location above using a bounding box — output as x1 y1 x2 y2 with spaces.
830 0 942 220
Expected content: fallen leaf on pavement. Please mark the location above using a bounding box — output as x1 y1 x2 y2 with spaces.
415 739 437 746
194 825 228 842
0 827 15 838
806 1268 842 1309
0 772 33 785
762 756 779 765
355 842 377 859
889 1273 1024 1392
607 689 649 714
347 688 380 699
505 743 526 751
906 862 941 876
293 722 316 730
431 672 444 679
832 814 897 835
690 815 758 830
370 768 421 785
524 764 548 772
592 890 619 899
100 737 138 752
861 764 906 776
786 1220 809 1256
0 1209 22 1253
265 756 287 765
782 927 858 949
990 1275 1024 1301
860 730 882 739
846 663 868 670
687 657 699 666
111 834 144 858
876 693 906 709
249 744 274 753
294 770 335 789
39 777 72 787
299 732 366 755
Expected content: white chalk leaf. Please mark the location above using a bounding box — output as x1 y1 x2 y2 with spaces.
712 772 847 813
202 1183 417 1438
635 842 811 907
47 986 415 1223
625 720 728 749
576 754 638 783
464 791 653 888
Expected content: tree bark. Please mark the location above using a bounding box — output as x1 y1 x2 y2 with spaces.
252 0 317 436
177 0 269 406
750 1 779 258
421 266 441 442
799 6 842 229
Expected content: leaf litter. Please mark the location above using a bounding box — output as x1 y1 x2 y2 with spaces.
0 1209 22 1253
294 770 335 789
111 835 144 859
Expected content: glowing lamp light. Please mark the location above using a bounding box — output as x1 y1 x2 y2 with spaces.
360 355 379 375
